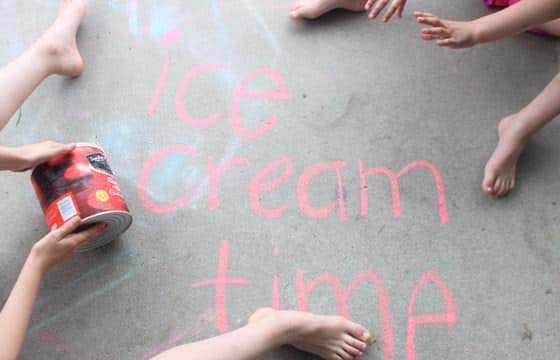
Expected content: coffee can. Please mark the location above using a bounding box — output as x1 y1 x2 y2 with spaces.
31 143 133 251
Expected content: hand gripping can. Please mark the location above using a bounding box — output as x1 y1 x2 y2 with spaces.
31 143 133 251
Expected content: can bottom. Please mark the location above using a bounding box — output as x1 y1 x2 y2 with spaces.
76 210 133 252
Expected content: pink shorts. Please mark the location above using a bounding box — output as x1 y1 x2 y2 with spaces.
483 0 547 35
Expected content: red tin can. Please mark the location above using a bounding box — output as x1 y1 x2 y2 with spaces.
31 143 133 251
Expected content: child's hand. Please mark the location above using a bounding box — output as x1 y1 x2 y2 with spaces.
365 0 407 22
415 12 478 48
9 141 75 172
30 218 107 273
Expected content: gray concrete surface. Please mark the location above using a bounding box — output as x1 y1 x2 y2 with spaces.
1 0 559 359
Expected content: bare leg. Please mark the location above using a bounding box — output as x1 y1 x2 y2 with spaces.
0 0 86 130
538 18 560 36
482 73 560 197
290 0 367 20
152 308 372 360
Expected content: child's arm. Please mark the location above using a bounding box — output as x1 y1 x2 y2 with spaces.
0 218 106 360
415 0 560 48
0 142 75 171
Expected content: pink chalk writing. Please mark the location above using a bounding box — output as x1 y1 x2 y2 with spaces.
208 156 249 209
175 63 230 126
247 157 292 218
191 240 251 333
138 145 199 214
144 61 448 223
192 241 457 359
272 248 280 310
406 271 457 360
231 69 290 138
139 151 448 225
297 161 347 220
160 28 178 43
272 275 280 310
149 56 171 116
296 271 394 359
359 160 448 225
150 62 290 138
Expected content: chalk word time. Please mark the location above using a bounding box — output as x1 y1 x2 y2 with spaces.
193 240 458 360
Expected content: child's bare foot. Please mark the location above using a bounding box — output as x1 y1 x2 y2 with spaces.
249 308 371 359
482 113 530 197
290 0 367 19
36 0 86 77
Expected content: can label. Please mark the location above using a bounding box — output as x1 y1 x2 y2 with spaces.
86 153 113 175
31 144 129 230
46 192 81 229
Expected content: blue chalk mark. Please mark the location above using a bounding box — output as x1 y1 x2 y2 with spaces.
129 0 138 35
208 1 235 71
149 4 177 38
30 272 134 332
152 154 197 188
102 124 134 156
160 158 181 181
146 136 205 207
188 137 241 209
35 252 134 308
30 258 159 333
108 0 127 11
241 0 282 65
207 1 247 94
222 137 242 162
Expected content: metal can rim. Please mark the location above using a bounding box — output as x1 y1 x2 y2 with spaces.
74 142 105 153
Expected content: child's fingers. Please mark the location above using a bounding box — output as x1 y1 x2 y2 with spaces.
397 5 404 17
383 4 398 22
437 38 454 47
369 0 389 19
414 11 434 18
52 143 76 160
52 217 82 240
416 16 443 27
60 143 77 155
421 33 438 41
364 0 376 10
65 223 107 247
36 142 75 164
422 27 450 38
